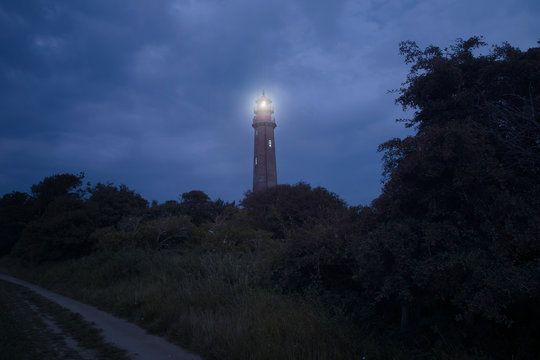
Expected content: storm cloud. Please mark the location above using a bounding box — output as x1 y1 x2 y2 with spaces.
1 0 538 205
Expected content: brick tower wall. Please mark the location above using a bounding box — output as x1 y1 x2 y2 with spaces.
253 120 277 192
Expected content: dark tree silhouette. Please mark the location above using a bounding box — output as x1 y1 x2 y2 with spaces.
85 183 148 228
31 172 85 214
0 192 34 255
357 37 540 357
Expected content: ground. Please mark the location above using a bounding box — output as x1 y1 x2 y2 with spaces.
0 275 201 360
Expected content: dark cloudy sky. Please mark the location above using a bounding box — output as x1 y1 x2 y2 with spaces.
1 1 538 205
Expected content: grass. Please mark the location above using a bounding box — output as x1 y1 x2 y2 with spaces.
0 246 484 360
0 279 129 360
1 248 371 359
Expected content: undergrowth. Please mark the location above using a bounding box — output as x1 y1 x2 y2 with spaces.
0 246 483 360
1 248 369 359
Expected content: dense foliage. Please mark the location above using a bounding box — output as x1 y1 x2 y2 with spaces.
0 37 538 359
365 37 540 356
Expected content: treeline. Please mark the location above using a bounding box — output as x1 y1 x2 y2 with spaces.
0 176 232 262
1 37 539 359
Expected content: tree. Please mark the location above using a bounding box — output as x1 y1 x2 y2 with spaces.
0 192 34 256
11 195 93 263
242 183 359 295
357 37 540 357
180 190 227 226
31 172 85 214
85 183 148 228
10 173 90 262
241 182 347 238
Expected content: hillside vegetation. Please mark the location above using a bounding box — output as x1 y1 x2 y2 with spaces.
1 37 539 359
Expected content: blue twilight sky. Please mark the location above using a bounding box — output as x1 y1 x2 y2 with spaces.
0 1 538 206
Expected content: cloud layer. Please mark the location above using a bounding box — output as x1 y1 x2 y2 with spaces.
1 0 538 205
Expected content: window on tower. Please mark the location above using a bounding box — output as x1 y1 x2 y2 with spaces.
255 157 258 165
268 139 272 147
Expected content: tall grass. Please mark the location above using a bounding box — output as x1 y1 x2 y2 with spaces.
1 248 374 359
1 244 489 359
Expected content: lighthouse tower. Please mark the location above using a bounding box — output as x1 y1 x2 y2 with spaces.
252 91 277 192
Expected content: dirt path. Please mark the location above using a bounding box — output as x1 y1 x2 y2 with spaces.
0 274 201 360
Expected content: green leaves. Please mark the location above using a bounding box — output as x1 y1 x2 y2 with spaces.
367 37 540 355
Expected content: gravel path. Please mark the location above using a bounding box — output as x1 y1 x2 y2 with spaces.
0 273 201 360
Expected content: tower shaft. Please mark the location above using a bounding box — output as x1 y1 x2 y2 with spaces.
253 122 277 191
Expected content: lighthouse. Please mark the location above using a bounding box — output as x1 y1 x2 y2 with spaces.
252 91 277 192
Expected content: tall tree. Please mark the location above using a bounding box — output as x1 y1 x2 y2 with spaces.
11 173 90 262
357 37 540 357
